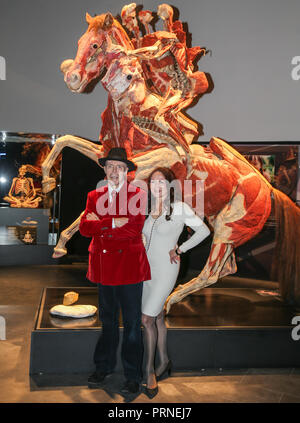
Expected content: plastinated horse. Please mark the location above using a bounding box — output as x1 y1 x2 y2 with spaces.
42 4 300 311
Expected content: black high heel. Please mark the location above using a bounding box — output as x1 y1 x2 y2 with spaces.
145 385 158 399
145 373 158 399
156 360 172 382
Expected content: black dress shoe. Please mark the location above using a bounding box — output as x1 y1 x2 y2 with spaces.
88 371 110 388
121 380 140 394
156 360 172 382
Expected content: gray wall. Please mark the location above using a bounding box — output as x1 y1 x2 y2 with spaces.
0 0 299 142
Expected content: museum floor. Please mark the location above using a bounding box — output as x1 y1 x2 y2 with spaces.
0 264 300 404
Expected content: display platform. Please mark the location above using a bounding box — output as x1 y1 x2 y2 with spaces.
30 285 300 377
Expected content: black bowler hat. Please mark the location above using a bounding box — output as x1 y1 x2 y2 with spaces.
98 147 136 172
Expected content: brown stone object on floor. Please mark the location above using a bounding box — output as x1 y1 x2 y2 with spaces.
63 291 79 306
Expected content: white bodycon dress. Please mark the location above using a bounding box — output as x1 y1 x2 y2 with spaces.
142 201 210 317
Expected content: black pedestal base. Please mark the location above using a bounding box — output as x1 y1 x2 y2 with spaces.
30 286 300 376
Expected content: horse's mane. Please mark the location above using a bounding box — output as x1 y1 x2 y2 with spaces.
87 13 132 48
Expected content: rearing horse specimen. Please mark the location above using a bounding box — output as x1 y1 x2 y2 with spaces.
42 3 300 311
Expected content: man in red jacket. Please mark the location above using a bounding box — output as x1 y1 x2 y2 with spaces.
79 147 151 394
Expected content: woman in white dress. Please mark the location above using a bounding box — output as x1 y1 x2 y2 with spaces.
141 167 210 398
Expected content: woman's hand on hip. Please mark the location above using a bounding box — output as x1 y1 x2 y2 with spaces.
169 247 181 264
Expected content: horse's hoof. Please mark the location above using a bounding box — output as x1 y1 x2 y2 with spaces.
165 300 172 315
52 248 67 258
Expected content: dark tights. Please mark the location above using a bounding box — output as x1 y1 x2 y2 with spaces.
141 310 169 388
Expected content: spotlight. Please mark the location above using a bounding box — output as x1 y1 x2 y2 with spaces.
0 176 7 184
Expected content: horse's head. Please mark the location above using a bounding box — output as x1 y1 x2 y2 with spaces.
60 12 132 93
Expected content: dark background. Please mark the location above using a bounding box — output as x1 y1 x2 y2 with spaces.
60 147 105 256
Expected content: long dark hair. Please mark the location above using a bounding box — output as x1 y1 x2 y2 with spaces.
147 167 176 221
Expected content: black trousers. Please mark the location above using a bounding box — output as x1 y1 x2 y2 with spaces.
94 281 144 382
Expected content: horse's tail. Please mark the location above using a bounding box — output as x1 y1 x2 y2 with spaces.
271 188 300 306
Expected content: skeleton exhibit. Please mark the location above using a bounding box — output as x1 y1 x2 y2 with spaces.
41 3 300 311
4 165 42 208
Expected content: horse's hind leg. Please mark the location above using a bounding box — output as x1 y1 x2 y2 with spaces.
165 242 235 313
165 176 272 313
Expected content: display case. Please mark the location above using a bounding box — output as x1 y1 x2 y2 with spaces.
187 141 300 283
0 132 62 265
235 142 299 279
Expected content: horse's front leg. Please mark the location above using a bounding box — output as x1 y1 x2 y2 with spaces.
52 212 84 258
42 135 104 193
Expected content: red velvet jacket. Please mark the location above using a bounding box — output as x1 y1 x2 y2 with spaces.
79 181 151 285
